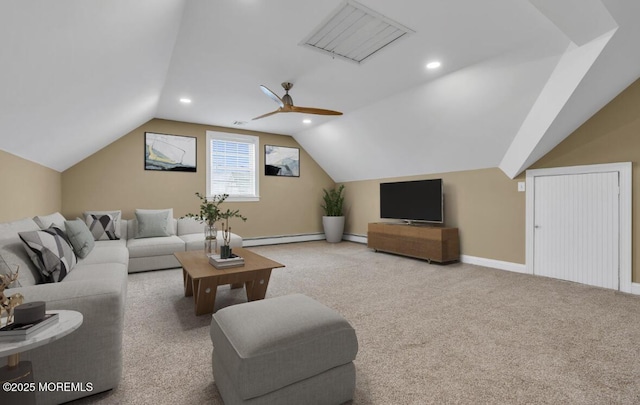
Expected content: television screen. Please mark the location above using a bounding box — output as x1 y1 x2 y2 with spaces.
380 179 443 223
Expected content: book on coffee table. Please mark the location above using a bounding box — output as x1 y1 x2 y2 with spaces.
208 253 245 269
0 312 59 341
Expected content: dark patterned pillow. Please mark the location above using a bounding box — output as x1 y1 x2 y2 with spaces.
18 226 77 283
84 214 119 241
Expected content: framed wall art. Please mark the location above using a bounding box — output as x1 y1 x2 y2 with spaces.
265 145 300 177
145 132 196 172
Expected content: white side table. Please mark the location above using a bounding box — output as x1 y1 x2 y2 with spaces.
0 310 83 405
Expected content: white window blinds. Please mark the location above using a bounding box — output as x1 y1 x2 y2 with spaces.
206 131 259 201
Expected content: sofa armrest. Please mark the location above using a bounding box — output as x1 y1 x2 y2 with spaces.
6 274 126 309
2 275 127 405
120 219 128 240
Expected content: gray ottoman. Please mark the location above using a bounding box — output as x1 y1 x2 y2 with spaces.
210 294 358 405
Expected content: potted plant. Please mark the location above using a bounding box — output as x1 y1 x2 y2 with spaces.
219 208 247 258
321 185 345 243
184 192 228 255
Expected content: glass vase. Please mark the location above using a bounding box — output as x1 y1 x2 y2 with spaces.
204 224 217 255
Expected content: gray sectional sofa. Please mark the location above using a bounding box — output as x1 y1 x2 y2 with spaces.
0 216 128 405
0 212 242 404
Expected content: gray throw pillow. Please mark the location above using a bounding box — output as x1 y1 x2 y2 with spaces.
64 218 96 259
135 211 170 238
135 208 174 235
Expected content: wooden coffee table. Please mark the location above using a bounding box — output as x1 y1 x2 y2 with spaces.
175 248 285 315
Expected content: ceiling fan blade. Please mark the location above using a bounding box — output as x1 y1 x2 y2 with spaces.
259 85 285 108
252 109 283 120
291 105 343 116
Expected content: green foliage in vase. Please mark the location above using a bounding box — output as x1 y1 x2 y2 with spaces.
184 192 248 246
321 185 345 216
183 192 228 227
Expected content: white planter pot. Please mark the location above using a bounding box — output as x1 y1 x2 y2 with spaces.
322 216 345 243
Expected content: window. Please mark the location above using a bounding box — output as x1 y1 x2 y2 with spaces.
206 131 259 201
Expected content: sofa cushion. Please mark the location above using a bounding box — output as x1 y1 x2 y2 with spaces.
94 238 127 248
84 214 119 241
18 226 77 283
180 233 208 252
210 294 359 400
33 212 67 231
126 235 185 258
177 217 204 236
79 243 129 267
134 210 170 238
66 261 128 282
0 217 41 240
64 218 96 258
83 210 122 239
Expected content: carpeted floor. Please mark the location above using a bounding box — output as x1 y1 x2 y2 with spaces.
72 241 640 404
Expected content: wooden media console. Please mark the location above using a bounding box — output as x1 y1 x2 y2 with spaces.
367 222 460 263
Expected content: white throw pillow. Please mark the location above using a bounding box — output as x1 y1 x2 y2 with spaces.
33 212 67 231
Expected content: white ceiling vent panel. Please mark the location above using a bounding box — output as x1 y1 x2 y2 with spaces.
300 0 414 64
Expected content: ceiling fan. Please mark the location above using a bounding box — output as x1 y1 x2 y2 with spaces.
252 82 343 120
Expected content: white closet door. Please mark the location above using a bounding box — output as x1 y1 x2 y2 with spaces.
533 172 619 289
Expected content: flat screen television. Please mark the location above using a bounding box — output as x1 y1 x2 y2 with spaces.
380 179 443 223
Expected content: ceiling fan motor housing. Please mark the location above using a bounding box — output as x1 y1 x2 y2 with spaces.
281 82 294 106
282 94 293 106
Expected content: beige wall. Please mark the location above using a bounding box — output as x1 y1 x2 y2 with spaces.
344 78 640 281
342 168 525 264
0 149 62 222
61 119 335 238
531 78 640 281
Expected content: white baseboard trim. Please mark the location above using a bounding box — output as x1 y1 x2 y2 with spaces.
242 233 325 247
462 256 640 296
343 234 367 244
460 255 528 274
244 233 368 247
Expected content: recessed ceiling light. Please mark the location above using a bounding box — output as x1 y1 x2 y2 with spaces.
426 61 441 70
303 119 312 124
179 98 192 104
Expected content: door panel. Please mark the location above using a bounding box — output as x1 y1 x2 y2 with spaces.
533 172 619 289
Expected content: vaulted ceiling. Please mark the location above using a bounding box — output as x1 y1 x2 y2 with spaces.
1 0 638 182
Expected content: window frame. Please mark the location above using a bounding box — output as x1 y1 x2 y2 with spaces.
205 130 260 202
